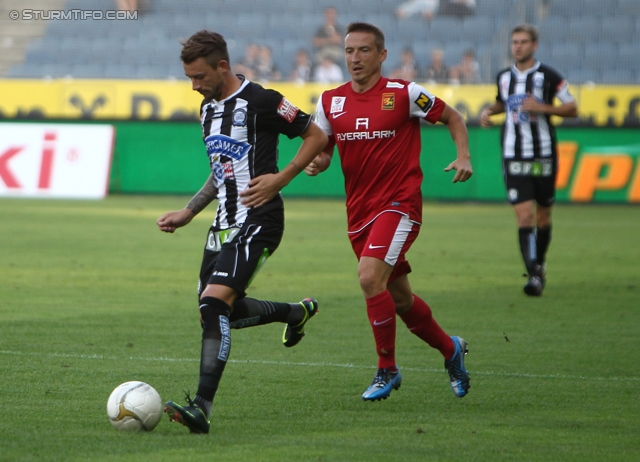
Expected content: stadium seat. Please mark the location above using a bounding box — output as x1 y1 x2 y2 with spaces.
6 64 34 78
428 16 465 44
23 45 58 65
583 43 619 70
601 16 635 44
412 40 444 63
395 17 429 42
478 0 513 17
357 12 390 29
567 16 601 41
442 41 475 68
346 0 387 11
461 15 495 43
5 0 636 85
476 44 505 82
618 43 640 70
550 43 583 71
548 2 584 18
44 20 76 39
600 69 635 85
65 0 104 10
616 0 640 16
233 13 271 38
566 68 598 84
102 63 137 79
268 14 304 40
581 0 619 16
537 17 569 42
136 64 182 80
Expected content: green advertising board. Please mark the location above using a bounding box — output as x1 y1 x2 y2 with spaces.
2 120 638 203
107 122 640 203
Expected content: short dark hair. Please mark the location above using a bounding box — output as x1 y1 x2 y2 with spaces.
346 22 385 52
180 30 230 69
512 23 539 43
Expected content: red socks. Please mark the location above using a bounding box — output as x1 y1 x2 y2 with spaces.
399 295 454 359
367 292 455 365
366 290 397 370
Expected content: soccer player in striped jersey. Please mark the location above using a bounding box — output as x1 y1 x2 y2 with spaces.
156 30 327 434
480 24 578 296
303 22 473 401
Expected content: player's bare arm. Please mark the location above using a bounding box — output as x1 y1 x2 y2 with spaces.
480 101 506 127
520 95 578 118
304 147 334 176
240 121 328 208
439 104 473 183
157 173 217 233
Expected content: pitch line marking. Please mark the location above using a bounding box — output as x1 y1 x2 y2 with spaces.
1 349 638 382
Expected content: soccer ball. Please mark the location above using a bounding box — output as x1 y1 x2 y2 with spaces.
106 381 163 431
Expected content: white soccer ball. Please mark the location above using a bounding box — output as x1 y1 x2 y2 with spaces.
106 381 163 431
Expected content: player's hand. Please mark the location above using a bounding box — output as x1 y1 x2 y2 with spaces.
157 209 195 233
304 152 331 176
240 173 282 208
479 108 493 127
521 93 544 113
444 157 473 183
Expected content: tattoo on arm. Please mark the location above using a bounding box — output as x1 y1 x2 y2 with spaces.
186 175 217 215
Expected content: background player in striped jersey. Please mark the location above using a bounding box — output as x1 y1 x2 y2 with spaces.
480 24 578 296
304 22 473 401
156 30 328 434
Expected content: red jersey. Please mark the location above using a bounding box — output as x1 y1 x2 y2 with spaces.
315 77 445 232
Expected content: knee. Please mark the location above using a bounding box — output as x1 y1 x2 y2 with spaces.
537 212 552 229
358 267 386 298
200 296 231 325
516 211 535 228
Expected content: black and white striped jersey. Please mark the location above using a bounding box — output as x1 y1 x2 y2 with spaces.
199 77 312 231
494 61 575 160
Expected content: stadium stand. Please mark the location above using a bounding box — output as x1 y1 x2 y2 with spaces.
2 0 639 84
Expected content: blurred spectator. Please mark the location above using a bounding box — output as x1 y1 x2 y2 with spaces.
389 47 419 81
312 7 344 65
450 49 481 84
438 0 476 18
395 0 439 21
289 48 313 84
425 48 449 84
233 43 260 80
254 45 281 83
115 0 138 12
396 0 474 20
313 56 344 84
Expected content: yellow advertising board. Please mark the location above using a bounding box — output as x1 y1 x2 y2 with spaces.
0 79 638 126
577 85 640 126
0 79 202 120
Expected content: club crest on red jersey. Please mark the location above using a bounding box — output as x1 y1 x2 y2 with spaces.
382 93 395 110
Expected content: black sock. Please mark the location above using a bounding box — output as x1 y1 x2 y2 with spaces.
518 227 539 276
196 297 231 410
536 225 552 265
229 298 300 328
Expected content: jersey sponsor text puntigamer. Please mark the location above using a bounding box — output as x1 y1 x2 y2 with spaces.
199 77 311 230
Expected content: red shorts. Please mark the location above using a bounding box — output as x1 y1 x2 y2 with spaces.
348 211 420 283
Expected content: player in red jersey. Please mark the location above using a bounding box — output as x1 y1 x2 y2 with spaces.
307 22 473 400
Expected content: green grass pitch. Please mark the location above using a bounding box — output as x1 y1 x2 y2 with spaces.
0 196 638 461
